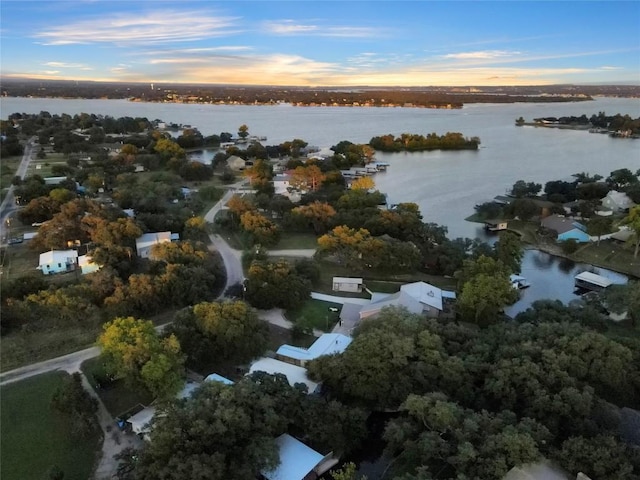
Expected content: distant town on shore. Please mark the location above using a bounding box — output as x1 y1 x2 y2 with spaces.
2 79 640 108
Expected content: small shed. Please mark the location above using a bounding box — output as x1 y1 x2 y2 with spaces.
332 277 364 293
574 271 613 292
226 155 246 170
204 373 234 385
127 407 156 436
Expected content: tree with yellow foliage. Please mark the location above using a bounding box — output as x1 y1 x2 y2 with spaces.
290 164 326 191
350 176 375 191
292 201 336 234
98 316 185 399
240 211 280 246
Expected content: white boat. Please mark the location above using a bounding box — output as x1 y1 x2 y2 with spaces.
510 274 531 289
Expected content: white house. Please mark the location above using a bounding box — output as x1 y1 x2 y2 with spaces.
37 250 78 275
273 174 292 196
226 155 247 170
261 434 338 480
135 232 175 259
601 190 636 212
276 333 352 367
249 358 319 394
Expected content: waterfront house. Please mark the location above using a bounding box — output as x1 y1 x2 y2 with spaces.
135 231 177 259
356 281 456 320
37 249 78 275
601 190 636 212
261 434 338 480
273 174 293 196
332 277 364 293
541 215 590 243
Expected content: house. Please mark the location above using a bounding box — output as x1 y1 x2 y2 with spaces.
78 254 100 275
276 333 352 367
356 281 456 320
484 219 508 232
601 190 636 212
273 174 293 196
37 250 78 275
43 176 68 186
332 277 363 293
135 231 175 259
261 434 338 480
610 227 633 243
226 155 247 170
204 373 235 385
541 215 590 243
574 271 613 292
249 358 319 394
127 406 157 437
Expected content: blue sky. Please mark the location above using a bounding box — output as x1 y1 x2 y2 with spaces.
1 1 639 86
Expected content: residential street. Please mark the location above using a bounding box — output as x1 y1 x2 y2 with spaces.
0 136 36 241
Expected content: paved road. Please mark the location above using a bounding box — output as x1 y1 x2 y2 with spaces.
0 136 36 239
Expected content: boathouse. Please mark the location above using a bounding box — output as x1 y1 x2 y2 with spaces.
484 220 508 232
574 271 613 292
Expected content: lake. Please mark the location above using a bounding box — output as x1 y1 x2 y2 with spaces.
1 96 637 313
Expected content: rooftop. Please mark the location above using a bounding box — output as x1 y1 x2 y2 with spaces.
249 358 318 393
261 434 324 480
276 333 352 362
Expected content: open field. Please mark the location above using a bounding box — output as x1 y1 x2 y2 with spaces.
1 372 101 480
274 232 318 249
0 155 22 200
0 242 41 280
286 299 342 332
25 151 68 178
572 240 640 277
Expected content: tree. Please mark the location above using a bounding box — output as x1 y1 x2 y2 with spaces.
290 165 326 191
606 168 638 190
458 273 519 325
50 372 98 438
509 198 539 221
330 463 367 480
244 259 311 310
350 176 375 191
602 281 640 326
317 225 384 271
240 211 280 246
586 216 612 245
168 301 268 368
554 435 636 480
291 201 337 234
133 375 304 480
623 205 640 258
238 124 249 140
98 317 185 399
510 180 541 198
494 231 523 274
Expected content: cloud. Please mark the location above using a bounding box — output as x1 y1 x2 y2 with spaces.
264 20 378 38
442 50 521 60
144 46 253 56
34 10 241 45
600 66 623 70
44 62 89 68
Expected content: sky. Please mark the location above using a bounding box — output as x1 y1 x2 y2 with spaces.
1 1 639 87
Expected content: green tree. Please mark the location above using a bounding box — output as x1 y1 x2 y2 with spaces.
458 273 518 325
244 259 310 310
292 201 337 234
586 216 612 245
554 435 635 480
168 301 268 368
623 205 640 258
50 373 98 438
238 124 249 140
133 375 304 480
98 317 185 399
494 231 523 274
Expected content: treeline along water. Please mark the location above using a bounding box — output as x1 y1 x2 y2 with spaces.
1 96 637 313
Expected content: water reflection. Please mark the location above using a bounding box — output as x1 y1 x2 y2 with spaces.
506 249 628 317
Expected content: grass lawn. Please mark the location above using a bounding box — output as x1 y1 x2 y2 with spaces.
572 240 640 277
273 232 318 250
0 242 41 280
81 358 154 418
0 324 101 373
285 299 342 332
26 153 68 178
0 155 21 193
0 372 101 480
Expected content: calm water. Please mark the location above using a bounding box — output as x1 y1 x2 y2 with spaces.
1 96 637 312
